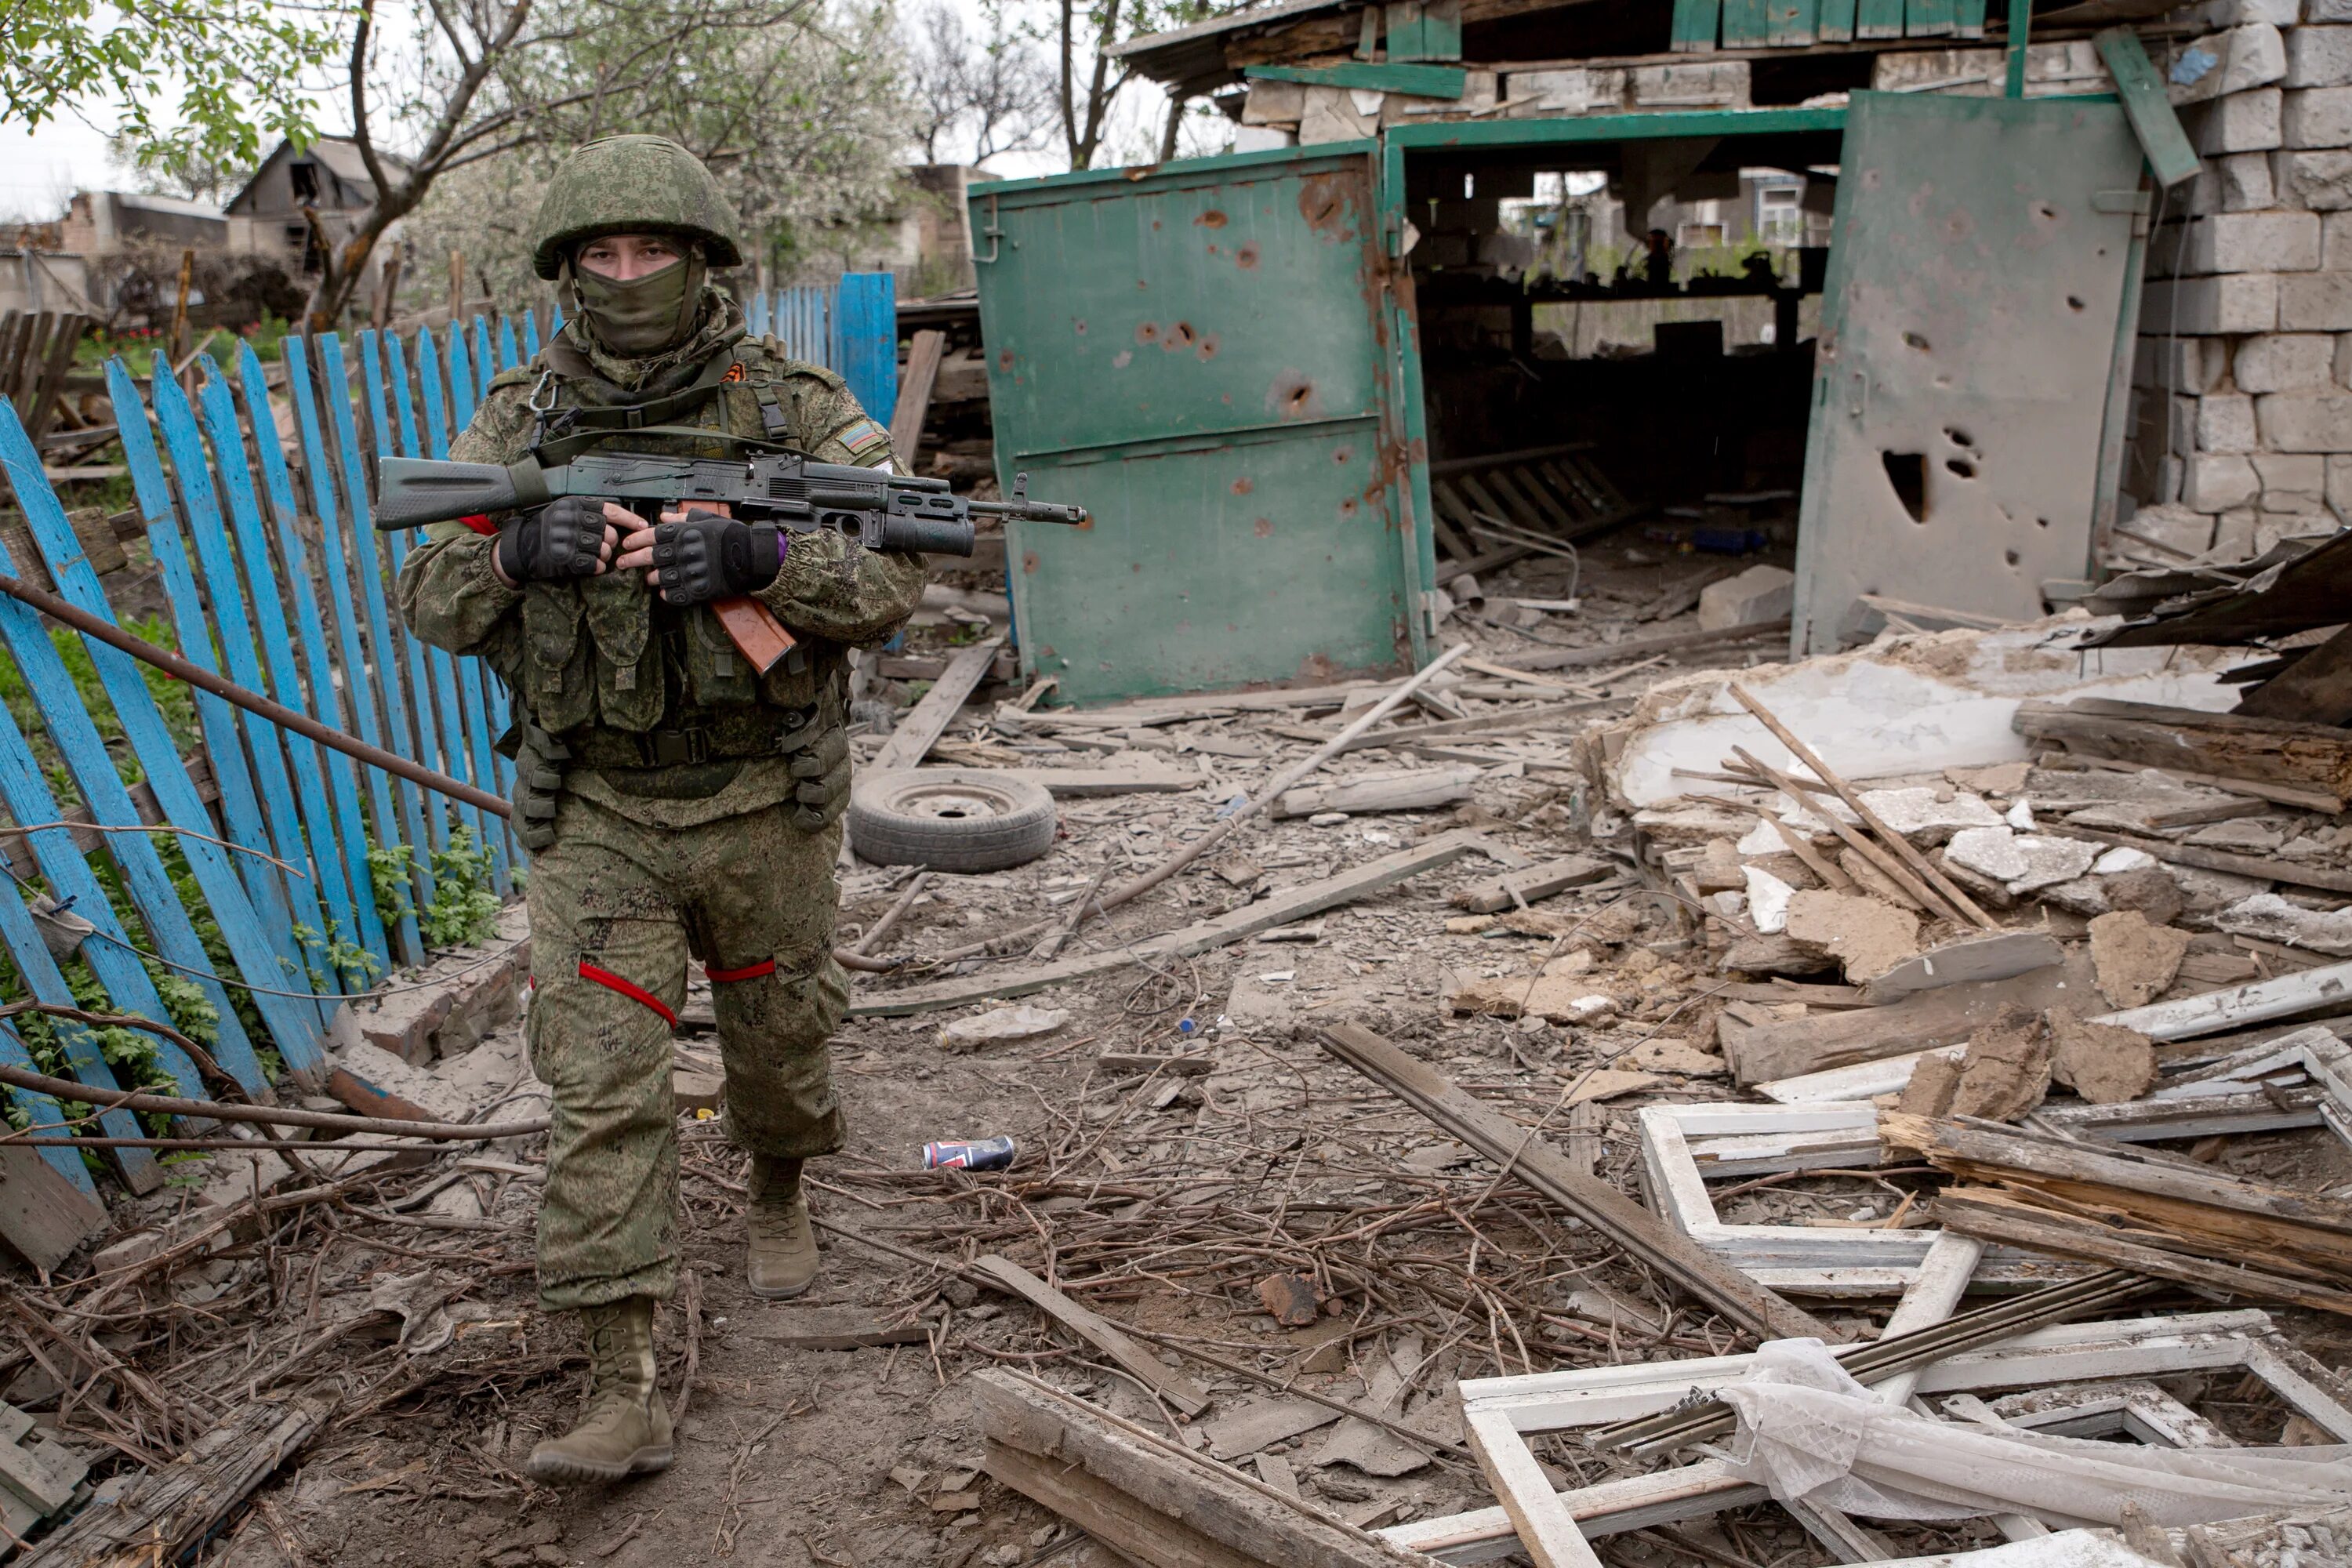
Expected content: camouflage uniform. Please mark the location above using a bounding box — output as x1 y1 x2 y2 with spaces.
399 289 924 1312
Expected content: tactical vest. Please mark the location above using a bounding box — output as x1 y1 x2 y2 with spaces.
488 335 854 768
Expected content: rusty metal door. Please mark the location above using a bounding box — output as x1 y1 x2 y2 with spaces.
971 147 1417 703
1791 91 2147 654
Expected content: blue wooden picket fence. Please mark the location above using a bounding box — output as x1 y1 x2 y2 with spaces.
0 279 900 1201
741 273 898 434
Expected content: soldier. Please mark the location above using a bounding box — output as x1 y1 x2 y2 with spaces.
397 134 926 1486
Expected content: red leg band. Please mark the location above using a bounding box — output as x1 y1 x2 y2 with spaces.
705 958 776 983
575 961 677 1028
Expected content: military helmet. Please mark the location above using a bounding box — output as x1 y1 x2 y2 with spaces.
528 134 746 280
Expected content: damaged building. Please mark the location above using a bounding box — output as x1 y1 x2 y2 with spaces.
968 0 2350 701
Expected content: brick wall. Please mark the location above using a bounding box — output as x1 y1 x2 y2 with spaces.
2125 2 2352 561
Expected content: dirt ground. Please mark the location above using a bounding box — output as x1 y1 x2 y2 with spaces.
21 528 2352 1568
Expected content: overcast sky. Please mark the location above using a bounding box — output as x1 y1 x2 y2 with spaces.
0 0 1214 222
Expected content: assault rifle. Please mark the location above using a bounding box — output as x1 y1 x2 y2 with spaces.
373 448 1087 671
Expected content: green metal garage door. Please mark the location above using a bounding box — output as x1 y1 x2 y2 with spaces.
971 146 1422 705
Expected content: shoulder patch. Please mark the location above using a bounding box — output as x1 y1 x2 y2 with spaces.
837 418 894 463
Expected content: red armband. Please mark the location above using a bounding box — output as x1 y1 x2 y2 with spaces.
459 514 496 537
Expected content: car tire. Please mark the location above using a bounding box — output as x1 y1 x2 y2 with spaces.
847 768 1058 872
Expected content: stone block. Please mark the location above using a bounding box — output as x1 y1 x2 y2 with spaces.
2135 334 2223 393
2256 388 2352 448
1630 61 1748 107
2329 453 2352 510
2126 503 2219 554
2190 88 2284 152
2280 270 2352 327
2185 209 2321 270
2212 506 2263 557
2181 0 2298 24
2235 332 2338 389
2288 26 2352 87
2277 148 2352 205
1697 563 1795 632
2321 0 2352 20
2339 332 2352 383
2285 85 2352 145
2195 390 2259 450
2209 151 2279 210
2183 451 2262 510
2170 24 2288 104
2140 273 2279 332
2255 451 2328 507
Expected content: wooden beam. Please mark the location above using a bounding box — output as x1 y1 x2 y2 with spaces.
1451 854 1614 913
889 328 947 470
1319 1022 1836 1344
1497 619 1788 672
972 1256 1212 1417
2014 698 2352 802
869 634 1006 775
973 1369 1435 1568
2096 27 2202 188
2039 823 2352 896
0 1143 107 1272
850 832 1476 1015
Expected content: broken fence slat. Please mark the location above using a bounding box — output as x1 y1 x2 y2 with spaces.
21 1388 338 1567
1318 1022 1837 1344
971 1255 1212 1416
1451 854 1614 914
849 831 1476 1016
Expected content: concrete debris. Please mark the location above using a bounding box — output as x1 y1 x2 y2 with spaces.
2088 910 2194 1007
1944 825 2100 896
1862 930 2066 1004
1696 563 1795 632
1854 786 2005 844
2049 1013 2158 1105
2215 891 2352 955
1744 864 1796 933
938 1004 1073 1051
1784 889 1921 982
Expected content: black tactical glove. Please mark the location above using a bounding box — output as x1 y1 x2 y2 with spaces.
650 510 783 605
788 727 851 833
497 496 612 582
510 724 571 851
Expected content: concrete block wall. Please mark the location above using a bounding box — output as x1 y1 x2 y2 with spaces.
2127 9 2352 557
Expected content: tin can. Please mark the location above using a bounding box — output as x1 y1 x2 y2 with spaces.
923 1136 1017 1172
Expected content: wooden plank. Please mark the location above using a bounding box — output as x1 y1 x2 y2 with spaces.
984 1440 1274 1568
1466 1409 1606 1568
871 635 1007 774
1276 764 1478 818
2016 698 2352 800
975 1369 1432 1568
973 1256 1211 1417
136 360 336 1025
1319 1022 1836 1344
851 833 1476 1016
196 360 371 973
7 313 52 412
987 766 1200 796
246 343 394 972
380 329 495 876
2097 27 2202 189
2045 823 2352 896
1857 0 1904 37
22 315 85 443
361 331 450 859
412 327 515 888
1499 619 1788 672
1953 0 1985 38
835 272 898 433
1769 0 1818 48
0 1004 103 1195
1906 0 1956 36
21 1389 337 1567
1332 698 1617 754
1451 854 1614 913
1816 0 1857 41
741 1308 928 1350
2102 959 2352 1041
0 1142 107 1271
1720 0 1773 46
319 332 437 931
285 335 426 963
889 328 946 470
1729 955 2091 1084
0 401 282 1091
1671 0 1722 50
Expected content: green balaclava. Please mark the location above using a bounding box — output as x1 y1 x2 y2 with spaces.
565 242 709 356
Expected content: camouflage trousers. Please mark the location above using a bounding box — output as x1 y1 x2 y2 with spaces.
525 789 849 1312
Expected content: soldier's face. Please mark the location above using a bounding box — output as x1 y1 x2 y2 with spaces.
577 234 685 282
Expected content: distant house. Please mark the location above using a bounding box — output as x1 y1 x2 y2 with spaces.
224 136 408 293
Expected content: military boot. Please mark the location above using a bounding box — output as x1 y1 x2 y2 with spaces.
746 1154 820 1299
526 1297 673 1485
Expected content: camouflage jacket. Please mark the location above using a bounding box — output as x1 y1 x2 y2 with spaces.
397 289 927 829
